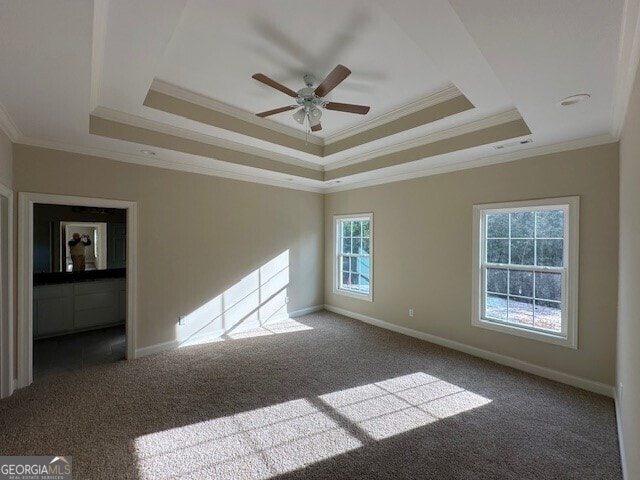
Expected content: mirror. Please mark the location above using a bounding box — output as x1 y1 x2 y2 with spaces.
60 222 108 272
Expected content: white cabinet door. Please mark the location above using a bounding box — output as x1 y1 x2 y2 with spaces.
74 280 118 329
33 284 74 337
34 279 124 338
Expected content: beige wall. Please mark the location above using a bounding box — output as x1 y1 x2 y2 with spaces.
0 129 12 188
325 143 619 385
618 62 640 478
0 130 10 397
13 145 324 349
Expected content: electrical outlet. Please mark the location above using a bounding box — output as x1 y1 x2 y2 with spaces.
285 296 290 304
178 315 186 326
409 308 414 317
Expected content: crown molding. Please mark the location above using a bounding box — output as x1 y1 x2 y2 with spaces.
612 0 640 139
91 106 323 172
324 109 524 171
323 84 461 145
15 137 324 194
0 101 21 142
473 132 615 169
13 132 615 195
149 79 323 146
325 133 616 193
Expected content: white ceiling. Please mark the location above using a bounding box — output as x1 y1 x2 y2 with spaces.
0 0 637 191
156 0 451 137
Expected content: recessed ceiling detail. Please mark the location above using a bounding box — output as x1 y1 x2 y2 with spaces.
90 105 530 182
144 83 323 157
89 109 324 181
143 79 476 157
324 115 530 180
0 0 635 191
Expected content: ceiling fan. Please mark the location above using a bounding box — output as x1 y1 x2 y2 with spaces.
252 64 370 132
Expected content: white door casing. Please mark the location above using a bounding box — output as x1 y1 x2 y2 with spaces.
17 192 137 389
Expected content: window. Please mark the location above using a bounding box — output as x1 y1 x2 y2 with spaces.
472 197 579 348
334 214 373 301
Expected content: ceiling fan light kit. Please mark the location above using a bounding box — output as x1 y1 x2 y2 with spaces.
253 64 371 133
308 106 322 125
292 108 306 124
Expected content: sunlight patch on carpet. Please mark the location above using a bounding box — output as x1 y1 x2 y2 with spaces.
180 319 314 346
319 373 491 440
134 373 491 479
134 399 360 479
226 319 314 340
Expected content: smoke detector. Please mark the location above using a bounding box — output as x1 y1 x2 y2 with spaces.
559 94 590 107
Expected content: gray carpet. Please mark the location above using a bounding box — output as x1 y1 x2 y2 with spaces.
0 311 621 479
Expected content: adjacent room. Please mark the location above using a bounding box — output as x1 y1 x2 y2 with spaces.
0 1 639 479
32 203 127 380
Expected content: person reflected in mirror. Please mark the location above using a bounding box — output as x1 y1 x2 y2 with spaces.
69 232 92 272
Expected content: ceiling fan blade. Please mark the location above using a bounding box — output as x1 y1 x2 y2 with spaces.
252 73 298 98
324 102 370 115
310 123 322 132
314 65 351 97
256 105 297 118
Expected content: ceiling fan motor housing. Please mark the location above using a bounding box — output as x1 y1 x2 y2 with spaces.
296 86 325 109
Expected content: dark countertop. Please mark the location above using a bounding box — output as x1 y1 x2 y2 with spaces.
34 268 126 286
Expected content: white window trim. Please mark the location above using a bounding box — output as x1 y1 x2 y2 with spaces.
471 197 579 348
333 213 374 302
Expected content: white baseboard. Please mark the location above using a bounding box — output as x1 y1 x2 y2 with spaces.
324 304 615 398
288 304 325 317
135 305 324 358
135 338 181 358
614 390 628 479
1 378 17 399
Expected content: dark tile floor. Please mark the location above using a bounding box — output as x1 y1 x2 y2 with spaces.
33 325 126 381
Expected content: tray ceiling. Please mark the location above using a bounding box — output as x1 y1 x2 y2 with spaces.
0 0 636 192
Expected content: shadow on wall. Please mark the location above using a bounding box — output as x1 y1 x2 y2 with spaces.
174 250 312 347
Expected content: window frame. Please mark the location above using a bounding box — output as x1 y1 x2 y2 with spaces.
333 213 374 302
471 197 579 348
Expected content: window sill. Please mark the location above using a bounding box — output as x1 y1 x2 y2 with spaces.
334 288 373 302
472 317 577 349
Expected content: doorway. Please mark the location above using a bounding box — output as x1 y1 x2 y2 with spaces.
18 193 137 388
33 205 126 379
